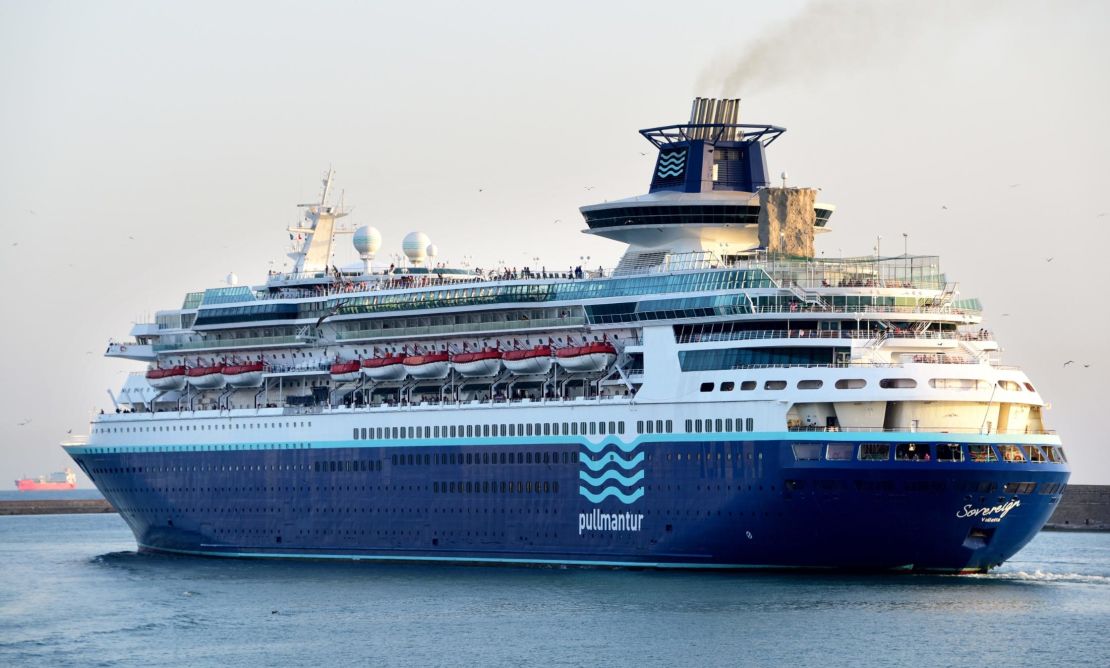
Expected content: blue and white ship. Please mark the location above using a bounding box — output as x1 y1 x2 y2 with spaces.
64 98 1069 572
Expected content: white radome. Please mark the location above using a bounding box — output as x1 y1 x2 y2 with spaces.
402 231 431 265
353 226 382 258
426 243 439 259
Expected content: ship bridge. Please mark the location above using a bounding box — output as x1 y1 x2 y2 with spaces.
580 98 834 267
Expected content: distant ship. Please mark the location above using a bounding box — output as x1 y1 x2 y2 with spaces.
15 468 77 491
63 98 1069 572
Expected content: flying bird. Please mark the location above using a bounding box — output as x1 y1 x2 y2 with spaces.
1083 363 1092 368
584 186 596 191
1045 257 1053 263
477 188 484 193
17 419 31 426
1063 360 1075 367
1008 183 1021 188
941 205 948 210
315 299 350 328
552 219 561 224
28 209 36 215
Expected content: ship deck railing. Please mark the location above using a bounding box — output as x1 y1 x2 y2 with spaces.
674 329 993 345
787 425 1057 436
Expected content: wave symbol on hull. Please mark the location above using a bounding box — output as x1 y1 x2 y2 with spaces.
580 452 644 471
578 486 646 505
579 469 644 487
655 150 686 179
578 442 645 505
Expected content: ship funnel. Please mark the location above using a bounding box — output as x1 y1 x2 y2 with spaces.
689 97 742 140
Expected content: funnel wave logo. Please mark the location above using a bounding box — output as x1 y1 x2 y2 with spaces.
655 149 686 179
578 441 645 505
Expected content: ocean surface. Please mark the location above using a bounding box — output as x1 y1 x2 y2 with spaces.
0 514 1107 667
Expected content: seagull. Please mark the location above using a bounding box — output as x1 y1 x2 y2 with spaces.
552 219 561 224
10 242 17 247
941 205 948 210
477 188 484 193
1001 313 1010 317
1045 257 1053 262
639 152 647 156
128 235 135 240
1083 363 1092 368
1063 360 1074 367
17 419 31 426
315 299 350 328
584 186 596 191
1098 212 1107 217
1008 183 1020 188
28 209 36 215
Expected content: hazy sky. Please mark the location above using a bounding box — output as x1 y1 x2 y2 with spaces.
1 0 1108 484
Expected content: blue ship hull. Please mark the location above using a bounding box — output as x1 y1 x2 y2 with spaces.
67 436 1068 573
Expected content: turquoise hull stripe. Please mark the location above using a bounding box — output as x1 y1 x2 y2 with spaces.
63 430 1062 456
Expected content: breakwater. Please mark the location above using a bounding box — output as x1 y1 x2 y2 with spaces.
0 499 115 515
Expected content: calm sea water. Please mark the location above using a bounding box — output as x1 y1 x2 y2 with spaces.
0 514 1107 667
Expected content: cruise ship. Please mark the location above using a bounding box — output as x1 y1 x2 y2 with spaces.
63 99 1069 572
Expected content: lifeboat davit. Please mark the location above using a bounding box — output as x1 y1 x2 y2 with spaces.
223 361 265 388
555 342 617 372
362 354 408 381
330 360 362 383
404 352 451 380
451 349 503 378
145 365 187 391
186 364 226 389
503 345 552 376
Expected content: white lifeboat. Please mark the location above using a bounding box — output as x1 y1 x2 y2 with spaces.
223 361 265 388
404 352 451 380
362 354 408 381
503 345 552 376
330 360 362 383
451 349 502 378
145 365 187 391
186 364 226 389
555 342 617 372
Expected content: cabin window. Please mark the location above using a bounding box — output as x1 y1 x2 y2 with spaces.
645 421 654 434
791 443 822 461
700 382 714 392
610 421 617 434
998 444 1025 462
589 422 596 435
721 381 735 391
637 420 644 433
1023 445 1047 463
764 381 787 390
859 443 890 461
1044 446 1066 463
740 381 756 391
598 422 607 435
664 420 672 433
936 443 964 462
826 443 854 461
968 445 998 462
895 443 928 461
798 380 823 390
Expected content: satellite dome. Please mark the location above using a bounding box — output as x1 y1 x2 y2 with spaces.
352 226 382 258
426 243 439 259
402 231 431 265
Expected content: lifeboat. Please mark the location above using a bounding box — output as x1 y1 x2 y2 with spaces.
362 354 408 381
330 360 362 383
186 364 226 389
403 352 451 379
555 342 617 372
451 349 502 378
503 345 552 376
145 365 187 391
223 361 265 388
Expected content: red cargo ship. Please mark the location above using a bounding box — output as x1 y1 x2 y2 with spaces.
15 468 77 491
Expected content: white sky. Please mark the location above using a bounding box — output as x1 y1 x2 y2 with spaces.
1 0 1108 484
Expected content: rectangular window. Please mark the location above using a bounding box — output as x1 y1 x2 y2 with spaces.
353 428 359 440
895 443 928 461
685 419 692 433
791 443 822 461
466 425 473 438
599 422 607 435
826 443 854 461
998 444 1025 462
715 419 723 432
589 422 596 435
936 443 964 462
721 381 735 391
700 382 714 392
746 418 754 431
1022 445 1047 463
645 420 654 434
665 420 672 433
968 444 998 462
859 443 890 461
637 420 644 433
